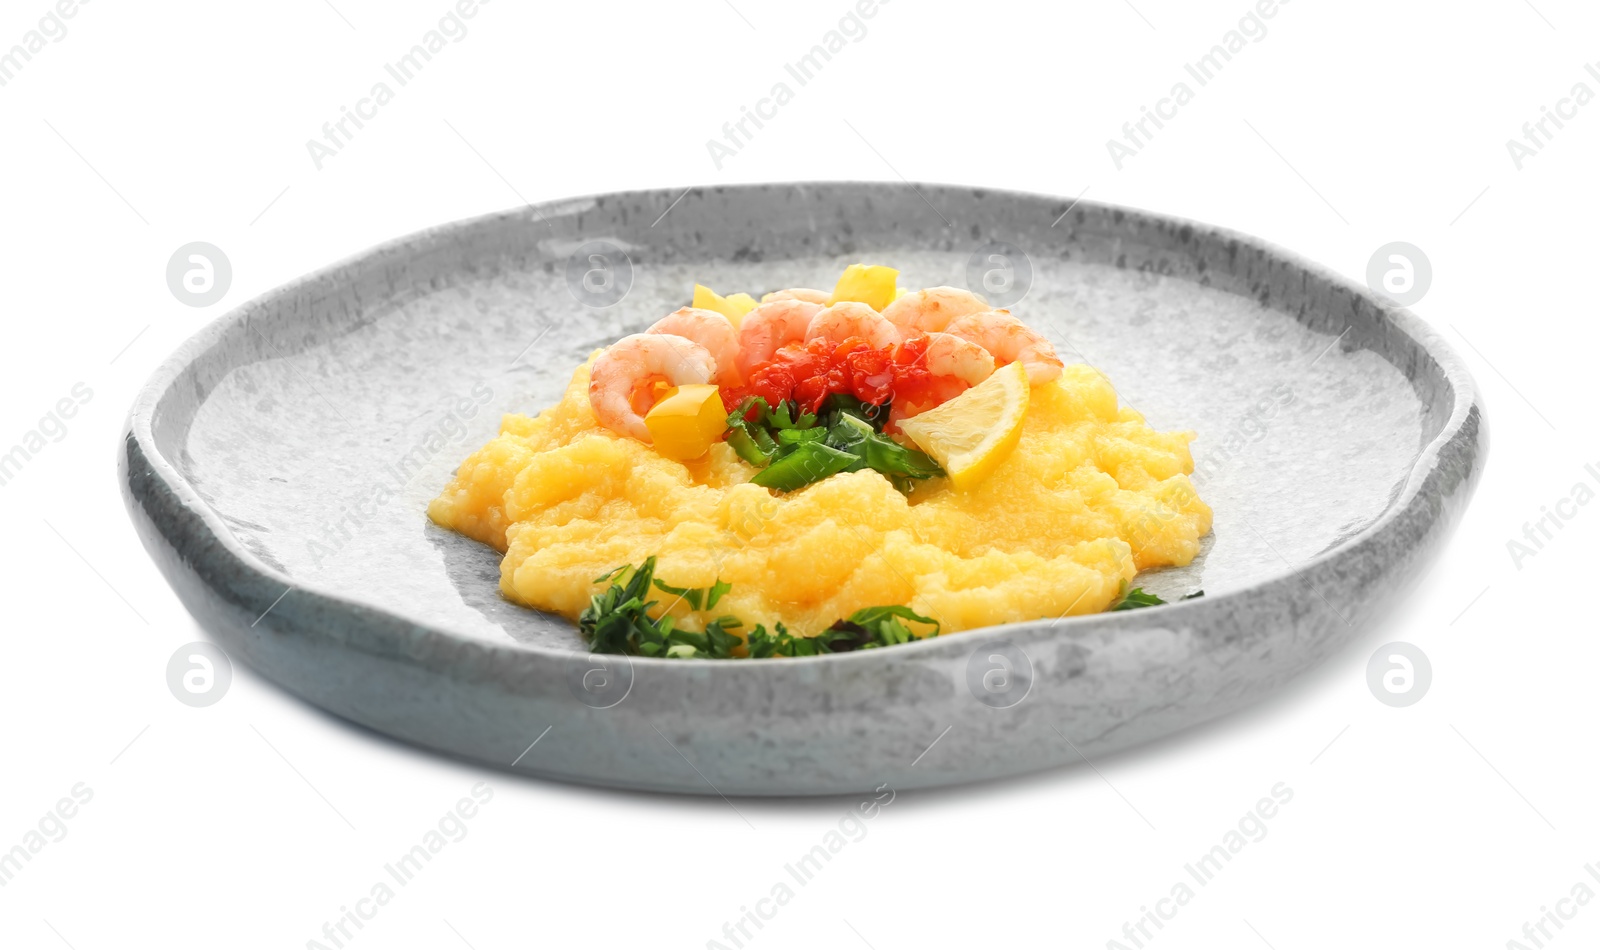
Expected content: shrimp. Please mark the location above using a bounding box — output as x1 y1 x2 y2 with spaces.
888 332 995 427
880 286 990 334
647 307 741 384
805 301 901 350
737 298 821 378
944 310 1064 384
922 331 994 386
760 288 832 305
588 333 716 442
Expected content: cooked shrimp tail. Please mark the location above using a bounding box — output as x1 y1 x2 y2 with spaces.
647 307 742 385
880 286 990 334
760 288 832 305
943 310 1064 384
588 333 717 442
737 299 821 378
922 331 995 386
805 301 901 350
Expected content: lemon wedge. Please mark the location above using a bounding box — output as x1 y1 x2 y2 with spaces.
898 361 1029 490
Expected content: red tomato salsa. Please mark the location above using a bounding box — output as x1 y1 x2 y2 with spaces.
721 333 945 418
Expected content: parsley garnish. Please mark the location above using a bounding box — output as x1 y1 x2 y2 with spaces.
581 563 1206 658
1110 583 1206 611
578 558 940 659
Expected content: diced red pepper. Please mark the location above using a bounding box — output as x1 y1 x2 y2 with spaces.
844 343 893 405
726 329 971 421
889 332 937 408
720 360 798 418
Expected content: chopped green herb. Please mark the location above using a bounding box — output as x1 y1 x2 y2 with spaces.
1110 584 1206 611
652 578 703 611
835 412 875 438
579 562 941 659
729 396 943 494
725 425 776 465
826 416 942 486
824 604 940 651
749 440 858 491
775 427 827 445
592 564 629 584
581 558 749 657
583 562 1206 660
821 393 892 431
725 397 780 466
764 401 816 430
1112 587 1167 610
577 556 664 654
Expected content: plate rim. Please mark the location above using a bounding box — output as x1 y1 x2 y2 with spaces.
123 180 1485 669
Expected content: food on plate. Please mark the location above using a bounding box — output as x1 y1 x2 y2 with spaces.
827 263 901 310
428 263 1212 659
691 284 759 324
897 360 1030 491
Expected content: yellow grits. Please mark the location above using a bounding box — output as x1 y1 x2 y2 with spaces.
428 359 1212 638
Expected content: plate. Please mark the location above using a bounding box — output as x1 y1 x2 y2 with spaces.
121 183 1484 795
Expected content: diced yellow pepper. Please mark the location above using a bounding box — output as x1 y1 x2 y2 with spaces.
692 284 759 327
828 264 900 311
724 294 758 320
644 384 727 460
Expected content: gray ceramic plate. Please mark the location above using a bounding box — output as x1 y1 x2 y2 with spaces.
122 183 1484 795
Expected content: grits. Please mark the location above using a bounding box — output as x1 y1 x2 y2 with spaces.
428 359 1212 638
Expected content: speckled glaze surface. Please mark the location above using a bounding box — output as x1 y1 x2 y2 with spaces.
121 183 1484 795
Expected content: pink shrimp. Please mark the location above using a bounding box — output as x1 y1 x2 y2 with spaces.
922 331 995 386
588 333 716 442
888 332 995 427
805 301 901 350
736 299 821 378
943 310 1064 384
880 286 991 334
647 307 741 385
760 288 832 305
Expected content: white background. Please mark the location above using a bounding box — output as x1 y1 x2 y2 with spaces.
1 0 1596 947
